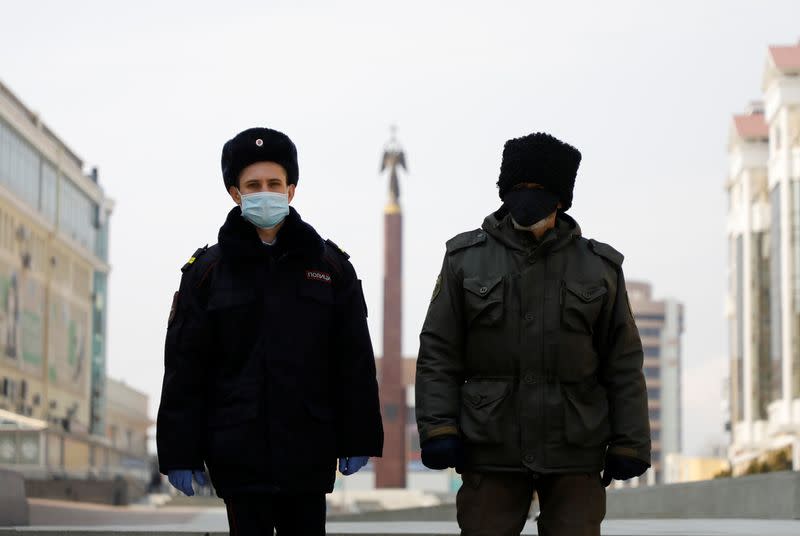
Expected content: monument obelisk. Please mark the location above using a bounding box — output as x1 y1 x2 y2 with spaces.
375 127 407 488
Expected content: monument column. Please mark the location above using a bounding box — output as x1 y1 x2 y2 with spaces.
375 128 407 488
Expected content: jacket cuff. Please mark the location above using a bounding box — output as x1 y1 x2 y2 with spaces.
607 445 651 466
422 424 459 444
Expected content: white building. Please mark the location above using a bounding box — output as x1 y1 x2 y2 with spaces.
727 41 800 472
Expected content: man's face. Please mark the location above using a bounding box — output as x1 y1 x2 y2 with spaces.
228 161 296 205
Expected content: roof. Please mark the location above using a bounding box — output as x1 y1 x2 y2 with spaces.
0 79 84 170
769 44 800 72
732 113 769 140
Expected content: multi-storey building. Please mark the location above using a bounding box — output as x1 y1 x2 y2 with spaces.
627 281 684 484
727 41 800 472
0 79 147 480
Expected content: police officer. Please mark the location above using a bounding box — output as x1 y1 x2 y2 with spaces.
156 127 383 535
415 133 650 536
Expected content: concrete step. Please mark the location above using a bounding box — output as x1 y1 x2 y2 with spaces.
4 520 800 535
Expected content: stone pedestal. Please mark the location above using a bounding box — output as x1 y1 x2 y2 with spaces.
375 206 406 488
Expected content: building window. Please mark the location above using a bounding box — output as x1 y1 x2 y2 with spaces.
0 119 41 212
636 314 665 322
754 231 772 419
644 346 661 358
40 162 58 224
648 387 661 401
770 184 783 402
58 177 96 250
644 366 660 380
638 327 661 338
736 233 745 420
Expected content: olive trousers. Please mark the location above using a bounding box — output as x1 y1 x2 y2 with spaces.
456 471 606 536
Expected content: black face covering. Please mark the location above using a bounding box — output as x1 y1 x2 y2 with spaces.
502 188 560 226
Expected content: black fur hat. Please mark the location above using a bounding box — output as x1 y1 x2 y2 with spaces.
221 127 299 190
497 132 581 210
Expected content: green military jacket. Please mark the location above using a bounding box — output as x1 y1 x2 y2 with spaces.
415 208 650 474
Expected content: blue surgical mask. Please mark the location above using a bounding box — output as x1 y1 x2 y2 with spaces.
238 190 290 229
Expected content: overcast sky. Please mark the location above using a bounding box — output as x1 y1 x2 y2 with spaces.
2 0 798 457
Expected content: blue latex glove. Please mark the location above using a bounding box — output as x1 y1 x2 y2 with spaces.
421 436 463 471
338 456 369 476
167 469 207 496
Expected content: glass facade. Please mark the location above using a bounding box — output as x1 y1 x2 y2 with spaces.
59 178 96 251
736 234 745 419
770 184 783 402
754 232 772 419
793 181 800 398
40 162 57 224
0 115 110 437
0 120 39 211
90 272 108 435
0 118 100 254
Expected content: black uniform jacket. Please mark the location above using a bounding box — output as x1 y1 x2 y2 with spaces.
156 206 383 497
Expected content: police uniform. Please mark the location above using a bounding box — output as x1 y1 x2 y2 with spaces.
156 128 383 535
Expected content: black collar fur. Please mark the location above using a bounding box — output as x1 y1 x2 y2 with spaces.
218 206 325 261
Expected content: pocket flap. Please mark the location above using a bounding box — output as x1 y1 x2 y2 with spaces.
207 380 261 427
561 381 610 446
207 290 257 311
305 400 334 422
298 282 334 304
565 282 608 303
461 381 510 409
208 402 258 428
463 276 503 299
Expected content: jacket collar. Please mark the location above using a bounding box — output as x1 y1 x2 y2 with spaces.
482 205 581 256
218 205 325 261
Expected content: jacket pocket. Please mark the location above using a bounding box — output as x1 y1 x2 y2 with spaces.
463 276 504 327
204 380 267 473
459 380 511 444
561 380 611 447
561 281 607 334
207 379 261 428
298 282 335 305
302 400 336 464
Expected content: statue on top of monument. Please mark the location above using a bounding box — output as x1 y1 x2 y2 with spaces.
380 125 407 205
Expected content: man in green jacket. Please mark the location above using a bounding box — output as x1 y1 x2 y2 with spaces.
415 132 650 536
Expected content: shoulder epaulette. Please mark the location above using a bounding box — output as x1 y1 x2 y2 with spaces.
181 245 209 273
325 239 350 260
588 239 624 268
446 229 487 254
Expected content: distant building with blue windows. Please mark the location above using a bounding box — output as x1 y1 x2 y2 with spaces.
627 280 685 485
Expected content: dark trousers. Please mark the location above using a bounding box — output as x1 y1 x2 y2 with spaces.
224 492 326 536
456 471 605 536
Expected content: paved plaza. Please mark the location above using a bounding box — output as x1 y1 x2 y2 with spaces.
1 499 800 536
